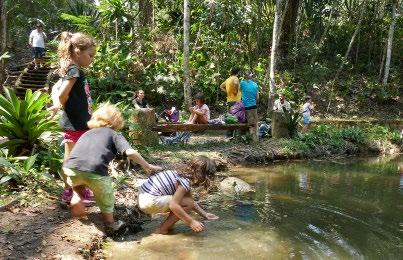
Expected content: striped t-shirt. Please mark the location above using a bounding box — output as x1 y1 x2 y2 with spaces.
141 170 191 196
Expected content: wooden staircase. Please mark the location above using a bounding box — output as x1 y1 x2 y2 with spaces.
3 61 53 98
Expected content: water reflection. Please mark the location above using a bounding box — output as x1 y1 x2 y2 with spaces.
107 156 403 259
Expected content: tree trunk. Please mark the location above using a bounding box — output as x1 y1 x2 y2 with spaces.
382 1 397 85
266 0 282 115
267 0 283 115
279 0 301 57
310 7 334 65
130 108 159 146
378 44 386 81
335 1 366 78
138 0 153 28
271 112 289 138
256 0 262 56
183 0 191 108
0 0 6 87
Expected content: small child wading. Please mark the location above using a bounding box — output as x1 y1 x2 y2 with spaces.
138 156 219 234
301 96 313 133
56 32 97 205
63 103 162 233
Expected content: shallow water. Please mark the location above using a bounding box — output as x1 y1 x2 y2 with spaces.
106 156 403 259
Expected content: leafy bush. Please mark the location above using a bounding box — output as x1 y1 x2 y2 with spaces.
283 109 302 138
0 152 38 186
0 88 58 155
341 126 365 144
363 124 399 142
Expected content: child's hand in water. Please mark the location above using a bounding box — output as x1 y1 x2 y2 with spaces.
205 213 219 220
146 164 163 173
190 220 204 232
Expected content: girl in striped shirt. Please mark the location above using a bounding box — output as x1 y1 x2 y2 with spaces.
138 156 219 234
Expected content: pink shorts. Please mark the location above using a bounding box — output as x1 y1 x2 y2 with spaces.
64 130 87 143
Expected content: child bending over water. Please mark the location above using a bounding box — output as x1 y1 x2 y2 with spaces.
63 103 162 233
138 156 219 234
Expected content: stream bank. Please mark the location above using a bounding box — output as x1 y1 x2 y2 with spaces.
0 132 401 259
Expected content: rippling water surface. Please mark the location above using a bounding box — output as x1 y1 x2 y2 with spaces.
106 156 403 259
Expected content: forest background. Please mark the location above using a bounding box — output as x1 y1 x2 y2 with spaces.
0 0 401 119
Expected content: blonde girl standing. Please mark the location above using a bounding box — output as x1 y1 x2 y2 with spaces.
57 32 96 204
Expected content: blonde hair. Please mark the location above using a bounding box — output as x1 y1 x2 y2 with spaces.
58 31 96 76
87 103 124 130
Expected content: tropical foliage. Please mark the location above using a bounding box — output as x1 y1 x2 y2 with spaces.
0 88 58 155
3 0 399 113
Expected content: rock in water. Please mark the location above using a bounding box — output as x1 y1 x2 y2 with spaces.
220 177 254 195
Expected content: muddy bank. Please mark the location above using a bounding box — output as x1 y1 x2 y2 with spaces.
153 135 402 166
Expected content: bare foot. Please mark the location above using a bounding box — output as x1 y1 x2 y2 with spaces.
205 213 219 220
153 227 169 234
70 202 86 218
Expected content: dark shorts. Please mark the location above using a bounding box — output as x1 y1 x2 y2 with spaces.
32 47 45 58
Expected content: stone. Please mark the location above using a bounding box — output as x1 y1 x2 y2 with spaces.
271 112 289 138
219 177 254 195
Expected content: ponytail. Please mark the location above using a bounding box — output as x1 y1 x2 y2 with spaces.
57 31 96 76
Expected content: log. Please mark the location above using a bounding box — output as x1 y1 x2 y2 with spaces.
271 112 289 138
152 123 250 132
130 108 159 146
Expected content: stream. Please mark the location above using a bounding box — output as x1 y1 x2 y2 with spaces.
106 156 403 259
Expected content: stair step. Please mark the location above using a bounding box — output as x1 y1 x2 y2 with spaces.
14 88 45 95
26 69 51 74
20 79 47 84
8 71 24 75
22 72 49 77
18 83 47 88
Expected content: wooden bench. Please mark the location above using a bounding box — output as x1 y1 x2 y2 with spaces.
152 123 251 133
130 108 258 145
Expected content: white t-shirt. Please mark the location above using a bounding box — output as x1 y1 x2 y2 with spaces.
273 99 291 112
29 29 46 48
302 103 313 117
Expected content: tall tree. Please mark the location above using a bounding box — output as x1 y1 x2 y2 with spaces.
0 0 6 87
335 0 367 78
268 0 283 113
382 1 398 85
183 0 191 108
279 0 300 57
267 0 282 114
139 0 153 28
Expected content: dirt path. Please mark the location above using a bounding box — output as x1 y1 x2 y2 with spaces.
0 199 104 259
0 173 153 260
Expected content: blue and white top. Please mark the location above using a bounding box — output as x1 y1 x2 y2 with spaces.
141 170 191 196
